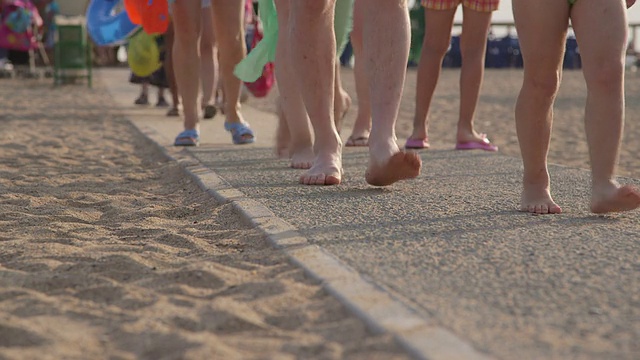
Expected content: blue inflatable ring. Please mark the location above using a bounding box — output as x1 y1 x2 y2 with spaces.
86 0 139 46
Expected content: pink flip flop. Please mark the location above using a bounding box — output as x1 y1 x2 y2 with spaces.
455 138 498 152
405 137 430 149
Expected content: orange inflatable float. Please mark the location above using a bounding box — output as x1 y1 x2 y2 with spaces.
124 0 169 35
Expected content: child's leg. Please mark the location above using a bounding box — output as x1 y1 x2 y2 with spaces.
274 0 314 168
512 0 569 214
345 0 372 146
571 1 640 213
200 6 218 109
457 7 493 144
172 0 202 132
156 87 169 107
362 0 421 186
164 22 180 112
290 0 342 185
212 0 252 136
135 82 150 105
409 7 456 143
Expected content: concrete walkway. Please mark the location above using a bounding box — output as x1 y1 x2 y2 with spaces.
100 68 640 360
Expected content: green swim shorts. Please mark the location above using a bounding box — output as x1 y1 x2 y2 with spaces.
568 0 577 5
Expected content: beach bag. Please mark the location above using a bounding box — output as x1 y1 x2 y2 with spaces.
127 29 162 77
0 0 42 51
242 4 275 98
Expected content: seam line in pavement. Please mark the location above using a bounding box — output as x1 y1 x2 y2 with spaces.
131 122 493 360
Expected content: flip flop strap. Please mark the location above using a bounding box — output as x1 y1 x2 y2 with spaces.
224 122 253 136
176 129 199 139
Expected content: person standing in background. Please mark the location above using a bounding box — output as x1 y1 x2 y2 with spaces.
406 0 500 152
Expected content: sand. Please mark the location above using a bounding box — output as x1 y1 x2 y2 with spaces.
2 64 639 359
0 79 407 360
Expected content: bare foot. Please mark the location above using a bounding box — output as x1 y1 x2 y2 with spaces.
365 151 422 186
591 182 640 214
520 184 562 214
345 133 370 147
299 152 342 186
275 98 291 158
290 146 314 169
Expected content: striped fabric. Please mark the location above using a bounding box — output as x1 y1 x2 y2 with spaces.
421 0 500 12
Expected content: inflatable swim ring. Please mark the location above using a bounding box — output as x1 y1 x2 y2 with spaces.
124 0 169 35
86 0 139 46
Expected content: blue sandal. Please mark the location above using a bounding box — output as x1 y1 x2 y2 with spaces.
224 122 255 145
174 129 200 147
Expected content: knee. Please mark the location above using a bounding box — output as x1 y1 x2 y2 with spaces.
584 58 624 92
174 24 199 48
216 28 243 56
524 70 561 98
460 42 487 63
422 37 452 59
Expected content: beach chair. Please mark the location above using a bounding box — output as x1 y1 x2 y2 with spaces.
53 15 92 87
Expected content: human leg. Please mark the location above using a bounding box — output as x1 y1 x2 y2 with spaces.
164 21 180 116
200 5 219 119
362 0 421 186
407 6 456 148
156 87 169 107
345 0 371 147
171 0 202 145
274 0 315 168
456 5 496 149
290 0 342 185
135 82 150 105
212 0 254 143
571 0 640 213
334 62 352 134
512 0 569 214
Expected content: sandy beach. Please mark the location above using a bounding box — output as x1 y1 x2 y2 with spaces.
0 79 407 359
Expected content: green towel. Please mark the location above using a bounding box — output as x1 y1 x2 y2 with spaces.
234 0 354 83
334 0 355 55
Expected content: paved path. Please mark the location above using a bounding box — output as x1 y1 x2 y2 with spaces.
100 68 640 360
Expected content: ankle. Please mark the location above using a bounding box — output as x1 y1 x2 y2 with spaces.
522 169 550 188
313 136 342 154
591 178 619 194
369 137 400 162
289 138 313 152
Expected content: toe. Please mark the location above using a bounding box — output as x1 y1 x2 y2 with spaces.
312 174 326 185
